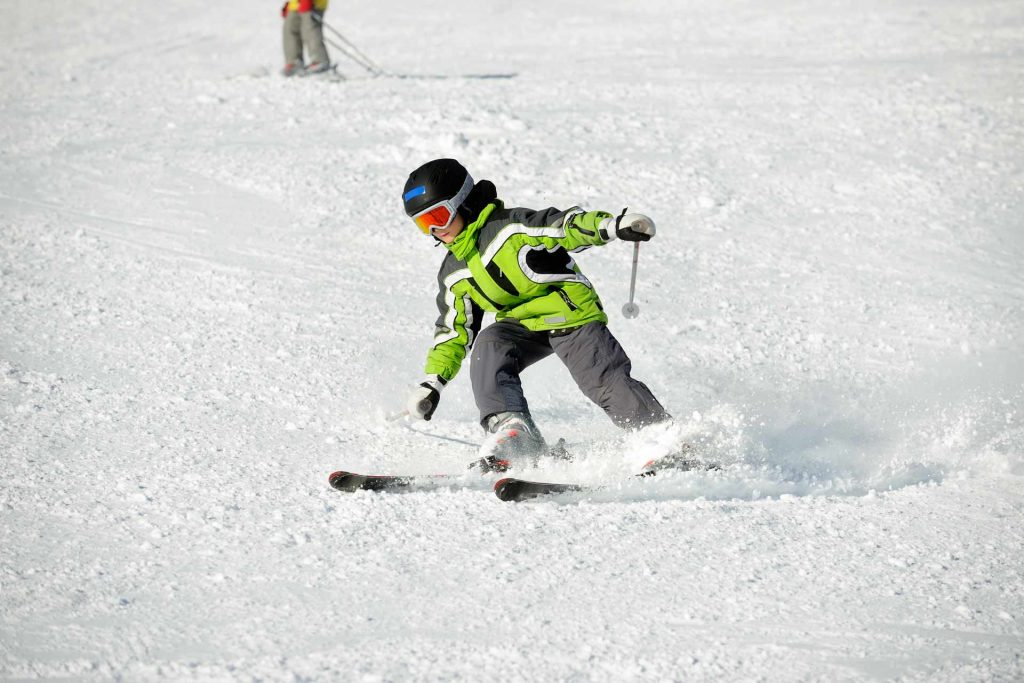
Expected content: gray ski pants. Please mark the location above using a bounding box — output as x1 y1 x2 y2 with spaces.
469 320 670 430
283 10 329 66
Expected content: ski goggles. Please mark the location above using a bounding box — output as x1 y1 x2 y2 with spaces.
407 173 474 235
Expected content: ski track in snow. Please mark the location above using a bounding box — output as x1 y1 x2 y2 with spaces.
1 0 1023 680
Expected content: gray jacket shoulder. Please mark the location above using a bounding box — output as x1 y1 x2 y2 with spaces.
436 251 468 286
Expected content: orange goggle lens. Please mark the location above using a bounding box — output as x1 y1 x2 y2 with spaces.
413 205 454 234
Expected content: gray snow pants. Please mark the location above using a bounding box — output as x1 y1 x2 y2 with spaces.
470 320 670 430
282 10 329 66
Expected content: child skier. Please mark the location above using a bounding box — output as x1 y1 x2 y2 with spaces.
402 158 671 467
280 0 331 77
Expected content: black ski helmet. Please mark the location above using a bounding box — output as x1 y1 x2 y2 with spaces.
402 158 474 218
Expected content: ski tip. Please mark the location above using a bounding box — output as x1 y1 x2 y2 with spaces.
328 471 351 489
493 477 517 502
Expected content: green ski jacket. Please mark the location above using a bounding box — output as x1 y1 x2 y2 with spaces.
424 201 615 382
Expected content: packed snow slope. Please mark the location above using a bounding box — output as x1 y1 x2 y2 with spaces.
2 0 1023 680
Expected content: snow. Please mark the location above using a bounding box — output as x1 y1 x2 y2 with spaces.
1 0 1022 679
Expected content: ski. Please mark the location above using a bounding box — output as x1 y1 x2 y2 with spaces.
328 471 467 493
639 455 721 475
327 437 575 494
493 451 722 502
328 451 514 493
329 441 720 498
493 477 590 502
638 442 723 475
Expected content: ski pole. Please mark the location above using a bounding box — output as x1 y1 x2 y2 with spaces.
321 21 384 74
314 16 385 76
322 35 379 75
385 411 480 448
622 241 641 319
403 424 479 449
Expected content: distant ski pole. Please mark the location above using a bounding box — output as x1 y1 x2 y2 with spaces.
315 17 385 76
622 241 641 319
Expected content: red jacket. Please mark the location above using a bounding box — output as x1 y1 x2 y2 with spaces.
282 0 328 16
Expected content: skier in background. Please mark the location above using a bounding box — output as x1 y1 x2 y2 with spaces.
280 0 331 77
401 158 670 469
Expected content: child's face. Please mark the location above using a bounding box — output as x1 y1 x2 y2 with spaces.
432 213 465 244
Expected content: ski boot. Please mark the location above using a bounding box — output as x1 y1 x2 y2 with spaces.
281 62 304 77
303 61 332 75
468 411 548 473
469 438 572 474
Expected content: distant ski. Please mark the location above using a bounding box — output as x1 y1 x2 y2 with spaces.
328 471 466 493
493 477 590 502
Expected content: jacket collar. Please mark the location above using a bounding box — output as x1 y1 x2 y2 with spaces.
447 200 501 260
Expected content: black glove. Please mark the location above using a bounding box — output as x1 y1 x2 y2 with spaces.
600 208 657 242
406 376 446 420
